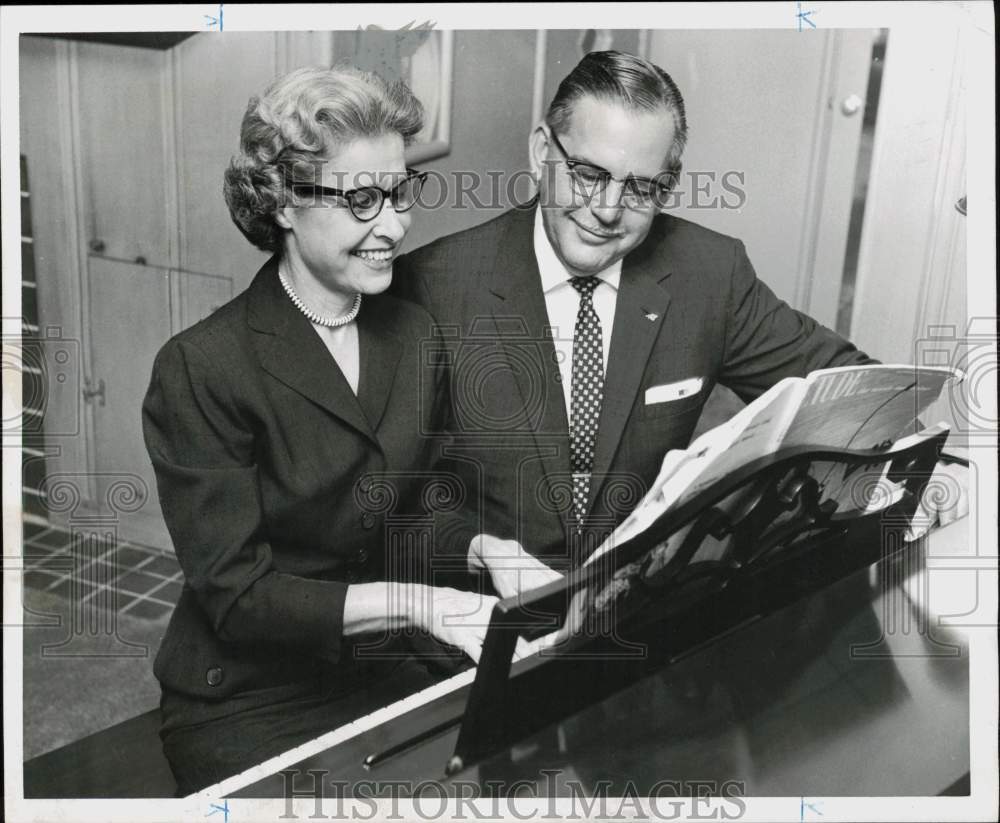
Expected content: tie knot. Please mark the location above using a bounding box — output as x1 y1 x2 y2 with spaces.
569 276 599 298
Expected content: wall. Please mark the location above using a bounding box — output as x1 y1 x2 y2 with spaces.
647 29 873 319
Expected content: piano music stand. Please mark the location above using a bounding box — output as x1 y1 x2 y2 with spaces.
448 432 948 773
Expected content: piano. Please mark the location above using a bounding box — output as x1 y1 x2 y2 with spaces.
22 437 971 802
191 437 971 801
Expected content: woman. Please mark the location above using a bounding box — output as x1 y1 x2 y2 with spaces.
142 66 495 794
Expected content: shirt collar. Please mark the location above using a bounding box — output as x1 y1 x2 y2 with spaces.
533 208 623 295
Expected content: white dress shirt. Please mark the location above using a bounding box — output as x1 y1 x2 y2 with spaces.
533 209 622 419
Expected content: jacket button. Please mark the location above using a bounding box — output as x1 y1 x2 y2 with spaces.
356 548 369 563
361 512 376 529
359 476 373 493
206 666 224 687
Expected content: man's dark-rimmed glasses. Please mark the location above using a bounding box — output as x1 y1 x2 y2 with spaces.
546 128 673 210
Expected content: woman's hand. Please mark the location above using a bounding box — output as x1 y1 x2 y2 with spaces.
468 534 564 600
410 585 496 663
343 582 532 664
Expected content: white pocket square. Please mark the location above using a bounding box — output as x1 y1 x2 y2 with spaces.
645 377 703 405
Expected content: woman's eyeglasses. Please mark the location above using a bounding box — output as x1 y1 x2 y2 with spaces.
291 169 428 222
546 129 673 210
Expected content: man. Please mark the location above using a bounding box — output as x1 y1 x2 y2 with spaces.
393 50 965 590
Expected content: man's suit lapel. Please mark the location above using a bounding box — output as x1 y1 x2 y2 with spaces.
486 208 573 521
588 232 673 511
247 258 379 443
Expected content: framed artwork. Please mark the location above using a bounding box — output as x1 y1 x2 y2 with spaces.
341 27 454 164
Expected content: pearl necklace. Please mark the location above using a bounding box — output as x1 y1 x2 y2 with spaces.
278 267 362 328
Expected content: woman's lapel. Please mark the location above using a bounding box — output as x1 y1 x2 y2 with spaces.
246 258 379 443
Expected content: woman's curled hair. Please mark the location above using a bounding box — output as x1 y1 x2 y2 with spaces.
223 65 424 253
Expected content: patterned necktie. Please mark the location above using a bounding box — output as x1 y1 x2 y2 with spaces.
569 276 604 527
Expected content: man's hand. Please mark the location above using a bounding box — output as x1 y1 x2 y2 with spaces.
468 534 564 600
905 460 970 542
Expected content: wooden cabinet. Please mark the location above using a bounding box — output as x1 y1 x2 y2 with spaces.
174 269 234 332
172 33 275 290
86 257 172 531
18 34 280 549
75 42 174 268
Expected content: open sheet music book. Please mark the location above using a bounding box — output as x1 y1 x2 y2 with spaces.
584 364 964 566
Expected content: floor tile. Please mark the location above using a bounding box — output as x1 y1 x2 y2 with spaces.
48 576 96 601
22 520 51 541
22 541 62 558
71 540 116 564
117 570 167 597
124 599 172 620
148 579 183 605
79 559 123 585
141 553 182 579
26 528 72 550
23 554 74 574
107 545 157 572
23 569 62 591
104 590 139 611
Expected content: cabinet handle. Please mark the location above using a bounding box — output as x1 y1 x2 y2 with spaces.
840 94 863 116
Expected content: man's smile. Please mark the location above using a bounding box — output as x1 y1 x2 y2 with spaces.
570 215 624 243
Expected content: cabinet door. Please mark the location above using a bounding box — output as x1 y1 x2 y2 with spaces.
172 268 233 332
87 257 172 545
75 41 173 268
173 33 276 290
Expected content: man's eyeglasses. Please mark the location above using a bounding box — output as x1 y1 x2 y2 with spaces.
546 129 672 210
290 169 428 222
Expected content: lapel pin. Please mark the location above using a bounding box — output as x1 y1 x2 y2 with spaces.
645 312 659 322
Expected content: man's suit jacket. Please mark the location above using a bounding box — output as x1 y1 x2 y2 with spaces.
392 205 873 568
143 256 468 703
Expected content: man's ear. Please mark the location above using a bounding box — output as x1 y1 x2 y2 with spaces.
528 124 549 180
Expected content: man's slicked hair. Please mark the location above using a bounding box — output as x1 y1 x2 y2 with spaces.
545 50 688 183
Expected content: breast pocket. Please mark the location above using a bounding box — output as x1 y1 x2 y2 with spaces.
639 377 705 421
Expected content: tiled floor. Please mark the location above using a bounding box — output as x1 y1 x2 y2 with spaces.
21 519 181 621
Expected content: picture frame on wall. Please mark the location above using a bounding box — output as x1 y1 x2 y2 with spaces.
340 27 454 164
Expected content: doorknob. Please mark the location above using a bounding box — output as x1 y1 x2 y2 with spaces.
88 238 106 253
840 94 863 116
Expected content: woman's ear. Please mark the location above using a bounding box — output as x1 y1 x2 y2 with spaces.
273 207 294 231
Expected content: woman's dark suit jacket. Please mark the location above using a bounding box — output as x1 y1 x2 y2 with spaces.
142 256 474 704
